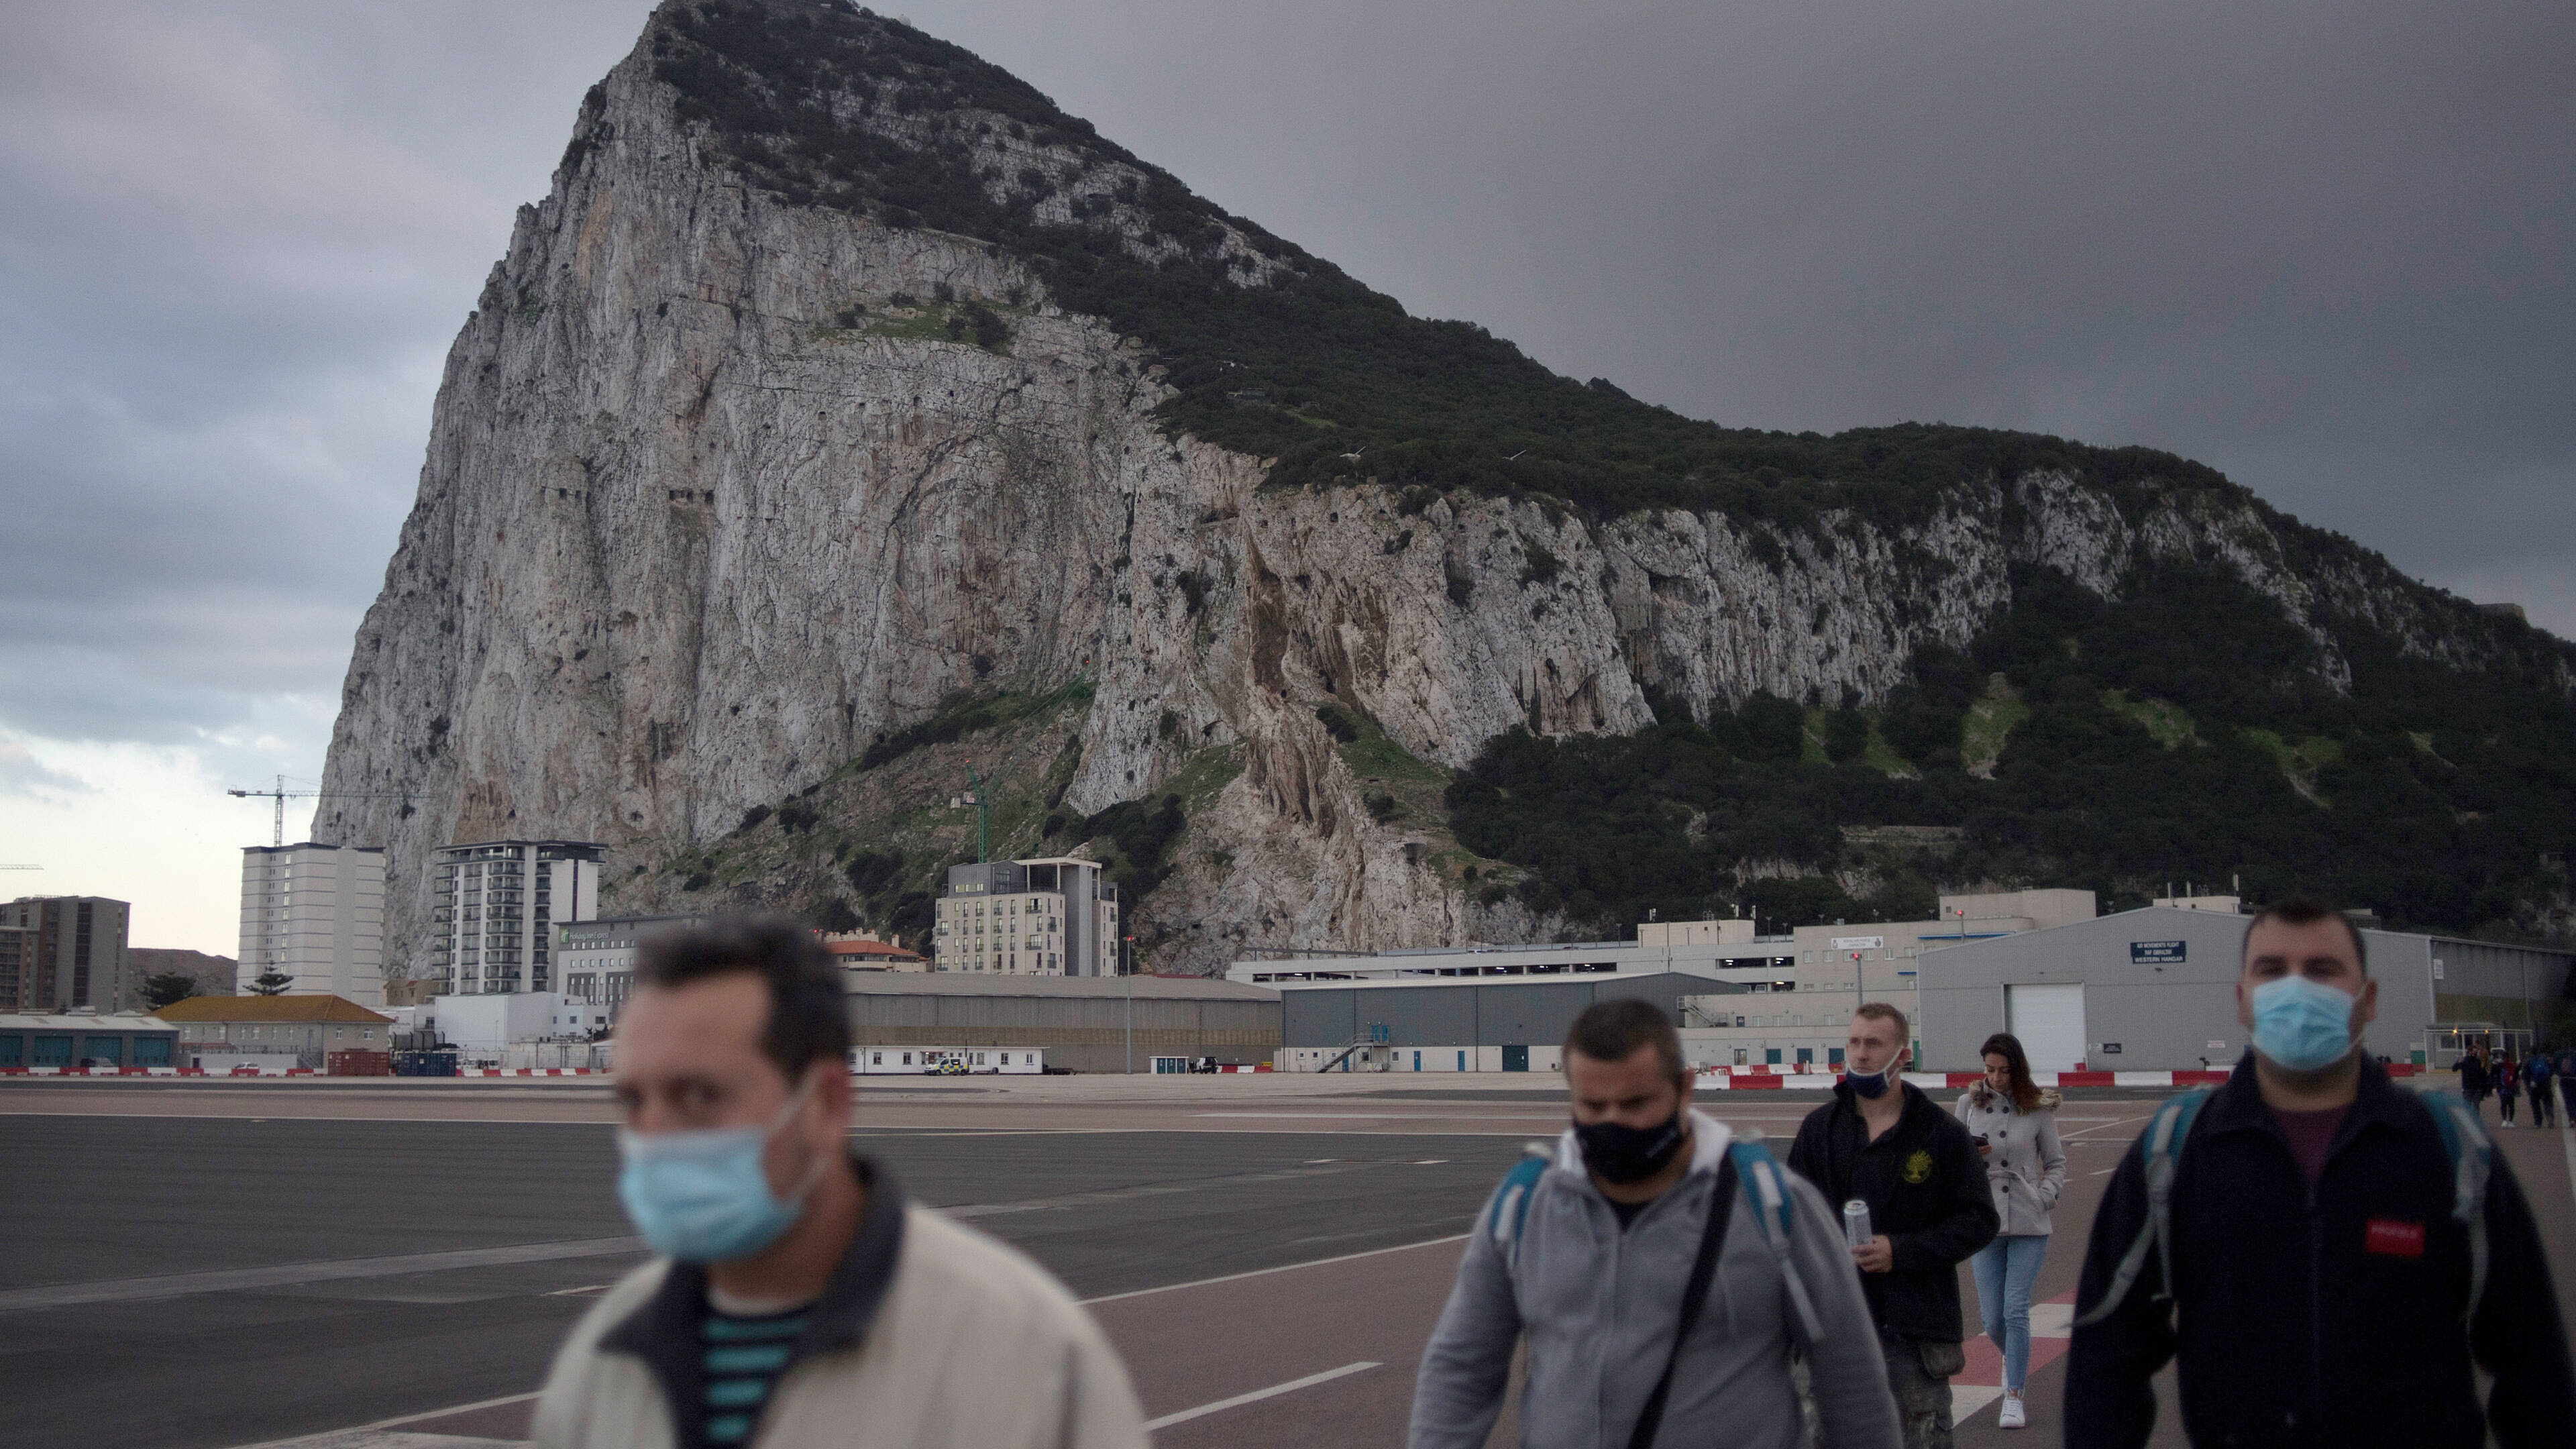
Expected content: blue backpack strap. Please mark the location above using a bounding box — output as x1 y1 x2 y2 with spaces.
1485 1147 1552 1273
2422 1091 2493 1322
1727 1139 1824 1343
2074 1087 2213 1328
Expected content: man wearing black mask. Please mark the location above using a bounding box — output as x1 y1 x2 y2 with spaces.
1789 1004 1998 1449
1409 1000 1899 1448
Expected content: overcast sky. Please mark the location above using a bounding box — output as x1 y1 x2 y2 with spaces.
1 0 2568 953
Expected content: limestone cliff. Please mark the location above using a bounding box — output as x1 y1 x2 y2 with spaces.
316 1 2568 974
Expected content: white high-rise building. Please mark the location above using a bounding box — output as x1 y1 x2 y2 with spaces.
237 845 386 1007
932 858 1121 975
428 841 604 994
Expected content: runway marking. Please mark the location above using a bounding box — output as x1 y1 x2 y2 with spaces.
944 1159 1397 1220
218 1389 545 1448
0 1237 645 1313
2561 1115 2576 1218
1082 1233 1470 1306
1142 1360 1383 1431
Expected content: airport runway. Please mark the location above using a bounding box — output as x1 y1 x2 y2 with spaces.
5 1077 2571 1449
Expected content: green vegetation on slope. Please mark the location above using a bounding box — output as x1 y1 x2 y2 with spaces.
1451 562 2576 938
643 2 2287 532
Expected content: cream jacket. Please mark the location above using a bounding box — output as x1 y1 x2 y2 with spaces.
534 1161 1145 1449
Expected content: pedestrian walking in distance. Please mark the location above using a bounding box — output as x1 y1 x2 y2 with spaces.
1408 999 1902 1449
2524 1048 2555 1129
535 916 1146 1449
1955 1032 2064 1431
2460 1041 2491 1120
1788 1004 1999 1449
2067 898 2576 1447
2496 1048 2522 1126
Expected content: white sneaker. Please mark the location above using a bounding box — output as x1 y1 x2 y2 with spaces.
1998 1393 2027 1429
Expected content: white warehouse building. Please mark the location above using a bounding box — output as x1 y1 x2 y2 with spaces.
1246 890 2094 1072
1918 905 2576 1072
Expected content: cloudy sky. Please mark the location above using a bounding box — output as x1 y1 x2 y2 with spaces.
1 0 2568 953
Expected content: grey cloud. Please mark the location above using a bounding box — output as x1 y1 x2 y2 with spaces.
1 0 2568 767
0 739 94 799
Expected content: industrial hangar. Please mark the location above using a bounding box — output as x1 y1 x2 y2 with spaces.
842 972 1280 1073
1918 905 2576 1071
1275 965 1752 1073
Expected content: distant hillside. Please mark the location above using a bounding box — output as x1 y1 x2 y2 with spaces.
130 948 237 1000
312 0 2576 974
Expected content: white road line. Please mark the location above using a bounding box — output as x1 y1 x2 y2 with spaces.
1142 1361 1383 1431
2091 1167 2118 1175
2058 1113 2156 1138
219 1389 545 1447
0 1237 646 1313
1082 1234 1470 1307
2561 1115 2576 1219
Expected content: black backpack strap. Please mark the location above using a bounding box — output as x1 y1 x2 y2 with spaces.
1627 1152 1740 1449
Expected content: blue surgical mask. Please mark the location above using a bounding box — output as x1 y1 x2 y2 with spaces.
2250 975 2359 1073
618 1073 825 1263
1844 1063 1894 1099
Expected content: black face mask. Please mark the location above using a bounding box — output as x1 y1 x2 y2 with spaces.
1572 1108 1686 1184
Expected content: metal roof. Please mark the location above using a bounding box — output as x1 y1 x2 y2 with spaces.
152 994 394 1024
0 1013 176 1032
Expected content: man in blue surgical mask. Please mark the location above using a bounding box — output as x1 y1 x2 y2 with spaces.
533 915 1146 1449
2068 898 2574 1447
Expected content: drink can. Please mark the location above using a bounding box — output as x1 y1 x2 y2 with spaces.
1843 1199 1872 1248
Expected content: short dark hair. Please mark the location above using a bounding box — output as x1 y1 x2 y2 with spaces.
1854 1002 1911 1042
635 914 850 1080
2242 896 2367 975
1564 999 1684 1079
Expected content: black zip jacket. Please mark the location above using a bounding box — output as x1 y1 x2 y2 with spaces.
1786 1077 1998 1342
2066 1054 2576 1448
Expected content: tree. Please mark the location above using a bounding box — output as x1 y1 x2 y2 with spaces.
247 965 294 996
141 973 201 1010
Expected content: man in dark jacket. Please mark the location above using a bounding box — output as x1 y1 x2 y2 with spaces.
2067 898 2575 1448
1789 1002 1999 1449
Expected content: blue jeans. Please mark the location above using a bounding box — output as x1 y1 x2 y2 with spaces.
1971 1234 2050 1393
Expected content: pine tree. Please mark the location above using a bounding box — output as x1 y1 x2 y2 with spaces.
247 965 294 996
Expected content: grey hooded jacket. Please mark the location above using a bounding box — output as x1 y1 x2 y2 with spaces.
1407 1110 1902 1449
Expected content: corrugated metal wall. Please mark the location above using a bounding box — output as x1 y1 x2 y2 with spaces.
845 991 1280 1073
1279 973 1725 1049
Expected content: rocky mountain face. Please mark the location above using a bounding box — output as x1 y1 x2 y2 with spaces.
317 1 2573 976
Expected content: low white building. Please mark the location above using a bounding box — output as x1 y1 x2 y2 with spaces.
1247 890 2098 1073
430 991 607 1054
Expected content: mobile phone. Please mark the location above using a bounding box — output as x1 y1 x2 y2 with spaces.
1973 1133 1988 1146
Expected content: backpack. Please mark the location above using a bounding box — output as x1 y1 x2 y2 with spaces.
1484 1138 1824 1342
2072 1086 2493 1329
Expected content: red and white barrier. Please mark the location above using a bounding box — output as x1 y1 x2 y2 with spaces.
1695 1065 2420 1089
468 1067 608 1076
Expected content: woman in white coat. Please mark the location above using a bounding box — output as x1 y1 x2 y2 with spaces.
1956 1031 2065 1430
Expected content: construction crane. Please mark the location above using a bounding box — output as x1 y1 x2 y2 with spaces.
950 764 990 863
227 775 423 847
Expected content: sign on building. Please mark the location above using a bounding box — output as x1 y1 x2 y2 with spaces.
1830 936 1885 951
2130 940 2186 965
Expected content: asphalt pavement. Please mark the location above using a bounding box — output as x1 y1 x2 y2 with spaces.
5 1077 2572 1449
